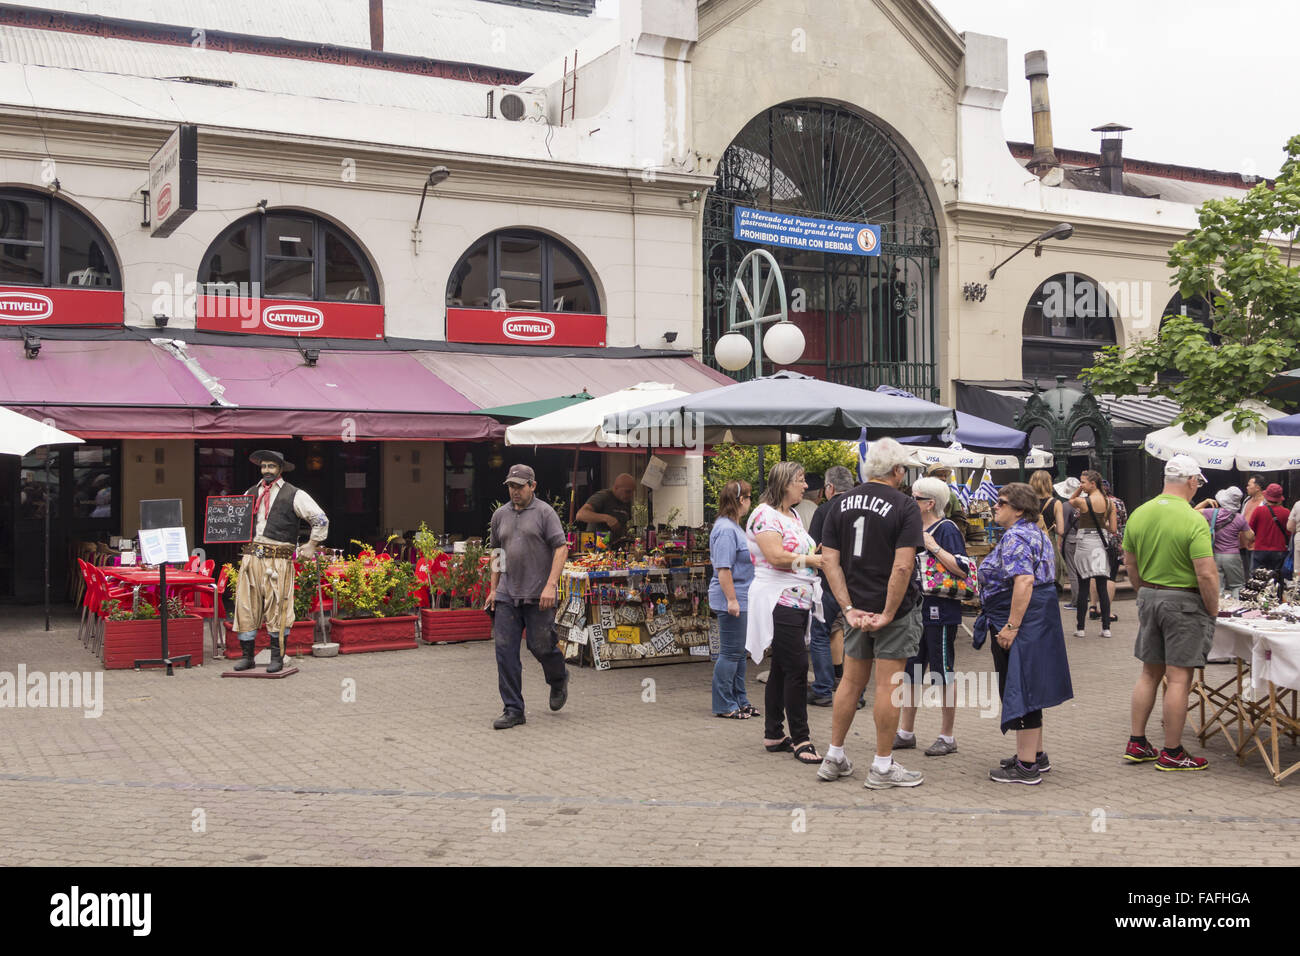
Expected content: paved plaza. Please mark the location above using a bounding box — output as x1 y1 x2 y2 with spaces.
1 596 1298 867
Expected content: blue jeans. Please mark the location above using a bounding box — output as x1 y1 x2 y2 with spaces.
711 610 750 714
493 601 567 715
808 587 840 698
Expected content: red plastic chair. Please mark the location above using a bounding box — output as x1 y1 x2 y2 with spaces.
183 566 228 660
88 564 133 658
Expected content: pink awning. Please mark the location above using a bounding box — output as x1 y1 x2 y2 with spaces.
1 340 501 440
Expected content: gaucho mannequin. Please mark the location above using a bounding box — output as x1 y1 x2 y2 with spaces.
232 450 329 673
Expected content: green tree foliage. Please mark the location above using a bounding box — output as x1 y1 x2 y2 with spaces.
703 440 857 518
1083 133 1300 432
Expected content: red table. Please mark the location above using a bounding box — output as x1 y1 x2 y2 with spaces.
103 568 215 610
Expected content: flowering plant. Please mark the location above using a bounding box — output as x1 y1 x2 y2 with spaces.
428 542 491 610
329 538 418 619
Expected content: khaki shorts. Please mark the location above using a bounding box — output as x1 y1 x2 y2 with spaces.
844 606 922 661
1134 588 1214 668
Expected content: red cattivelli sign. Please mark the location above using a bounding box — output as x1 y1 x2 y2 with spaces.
0 286 123 326
446 308 606 348
197 296 385 339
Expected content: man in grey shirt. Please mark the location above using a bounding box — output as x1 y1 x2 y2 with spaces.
487 464 570 729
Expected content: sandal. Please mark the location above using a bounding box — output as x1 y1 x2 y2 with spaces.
715 710 749 719
792 742 822 764
741 704 761 718
1089 607 1101 620
764 736 793 753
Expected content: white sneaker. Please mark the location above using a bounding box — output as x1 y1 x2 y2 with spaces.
817 754 854 781
1074 629 1086 638
1101 629 1113 638
864 761 924 789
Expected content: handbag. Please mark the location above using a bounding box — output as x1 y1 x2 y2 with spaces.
918 519 979 600
1084 494 1122 576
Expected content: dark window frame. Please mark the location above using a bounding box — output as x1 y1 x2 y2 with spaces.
198 210 379 303
1021 272 1118 379
0 189 121 289
446 229 600 313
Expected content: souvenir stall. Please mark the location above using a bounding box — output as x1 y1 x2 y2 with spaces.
555 547 718 670
1194 569 1300 785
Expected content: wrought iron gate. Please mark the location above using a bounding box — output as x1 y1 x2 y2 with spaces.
703 101 940 400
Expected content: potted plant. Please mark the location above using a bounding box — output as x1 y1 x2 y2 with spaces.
327 539 420 654
101 595 206 670
221 557 323 659
421 542 493 643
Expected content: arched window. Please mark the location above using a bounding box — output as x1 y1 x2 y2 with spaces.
198 211 378 302
0 189 120 288
446 230 599 314
1021 272 1118 380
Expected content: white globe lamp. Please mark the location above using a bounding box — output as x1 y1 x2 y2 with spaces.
714 332 754 371
763 321 805 366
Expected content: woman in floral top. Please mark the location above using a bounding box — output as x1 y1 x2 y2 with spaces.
745 461 825 766
975 482 1073 786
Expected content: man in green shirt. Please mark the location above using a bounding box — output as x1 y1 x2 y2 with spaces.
1121 455 1219 771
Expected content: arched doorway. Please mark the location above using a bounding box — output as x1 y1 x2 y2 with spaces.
703 100 940 398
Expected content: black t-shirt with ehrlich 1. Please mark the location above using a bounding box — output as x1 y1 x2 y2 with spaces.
820 480 924 617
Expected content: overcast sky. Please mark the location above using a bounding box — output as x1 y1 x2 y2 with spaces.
929 0 1296 178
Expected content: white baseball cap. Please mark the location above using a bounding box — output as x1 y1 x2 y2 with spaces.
1164 455 1207 481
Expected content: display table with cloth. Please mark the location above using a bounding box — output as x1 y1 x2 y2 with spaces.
1191 619 1300 784
102 567 215 612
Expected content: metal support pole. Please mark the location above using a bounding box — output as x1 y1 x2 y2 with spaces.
43 450 51 632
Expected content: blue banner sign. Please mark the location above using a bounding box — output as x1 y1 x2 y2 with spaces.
733 206 881 256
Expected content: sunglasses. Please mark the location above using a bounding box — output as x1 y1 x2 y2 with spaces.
996 499 1010 507
913 495 932 501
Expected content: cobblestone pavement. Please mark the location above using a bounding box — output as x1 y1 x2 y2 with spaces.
1 598 1298 866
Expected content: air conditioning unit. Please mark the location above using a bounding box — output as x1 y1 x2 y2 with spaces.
487 86 549 124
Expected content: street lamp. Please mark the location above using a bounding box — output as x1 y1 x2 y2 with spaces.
988 222 1074 279
412 165 451 255
715 248 805 378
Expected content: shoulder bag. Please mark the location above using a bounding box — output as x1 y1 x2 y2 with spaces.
918 519 979 601
1084 493 1122 577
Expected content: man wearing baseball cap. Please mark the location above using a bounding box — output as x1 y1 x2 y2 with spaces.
1121 455 1219 771
487 464 570 729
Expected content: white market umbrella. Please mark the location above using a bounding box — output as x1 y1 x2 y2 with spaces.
1143 400 1300 471
871 442 1053 471
1 407 84 632
504 382 691 447
0 405 83 456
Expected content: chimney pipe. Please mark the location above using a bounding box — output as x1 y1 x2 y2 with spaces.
1024 51 1059 179
1093 123 1131 195
369 0 383 52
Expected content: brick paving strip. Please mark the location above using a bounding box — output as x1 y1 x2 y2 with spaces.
2 601 1299 865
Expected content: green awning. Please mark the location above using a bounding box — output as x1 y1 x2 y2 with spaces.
472 391 594 421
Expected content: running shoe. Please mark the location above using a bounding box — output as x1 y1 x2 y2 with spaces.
989 760 1042 785
816 754 854 781
1123 740 1158 763
1154 750 1209 771
1000 751 1051 773
863 762 924 789
892 733 917 750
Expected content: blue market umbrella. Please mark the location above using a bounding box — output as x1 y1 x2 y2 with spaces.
874 385 1028 452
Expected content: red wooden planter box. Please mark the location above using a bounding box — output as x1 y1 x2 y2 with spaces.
222 621 316 659
103 615 205 670
421 607 492 643
331 615 419 654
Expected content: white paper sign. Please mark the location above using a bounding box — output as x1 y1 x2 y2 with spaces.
641 456 667 490
662 466 687 487
137 527 189 565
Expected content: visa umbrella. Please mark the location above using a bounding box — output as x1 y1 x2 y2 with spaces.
1143 400 1300 470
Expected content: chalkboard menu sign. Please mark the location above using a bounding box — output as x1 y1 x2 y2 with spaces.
204 495 255 543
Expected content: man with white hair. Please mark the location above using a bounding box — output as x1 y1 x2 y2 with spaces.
816 438 926 789
1122 455 1219 771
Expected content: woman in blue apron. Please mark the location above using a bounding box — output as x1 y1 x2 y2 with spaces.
974 482 1074 785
